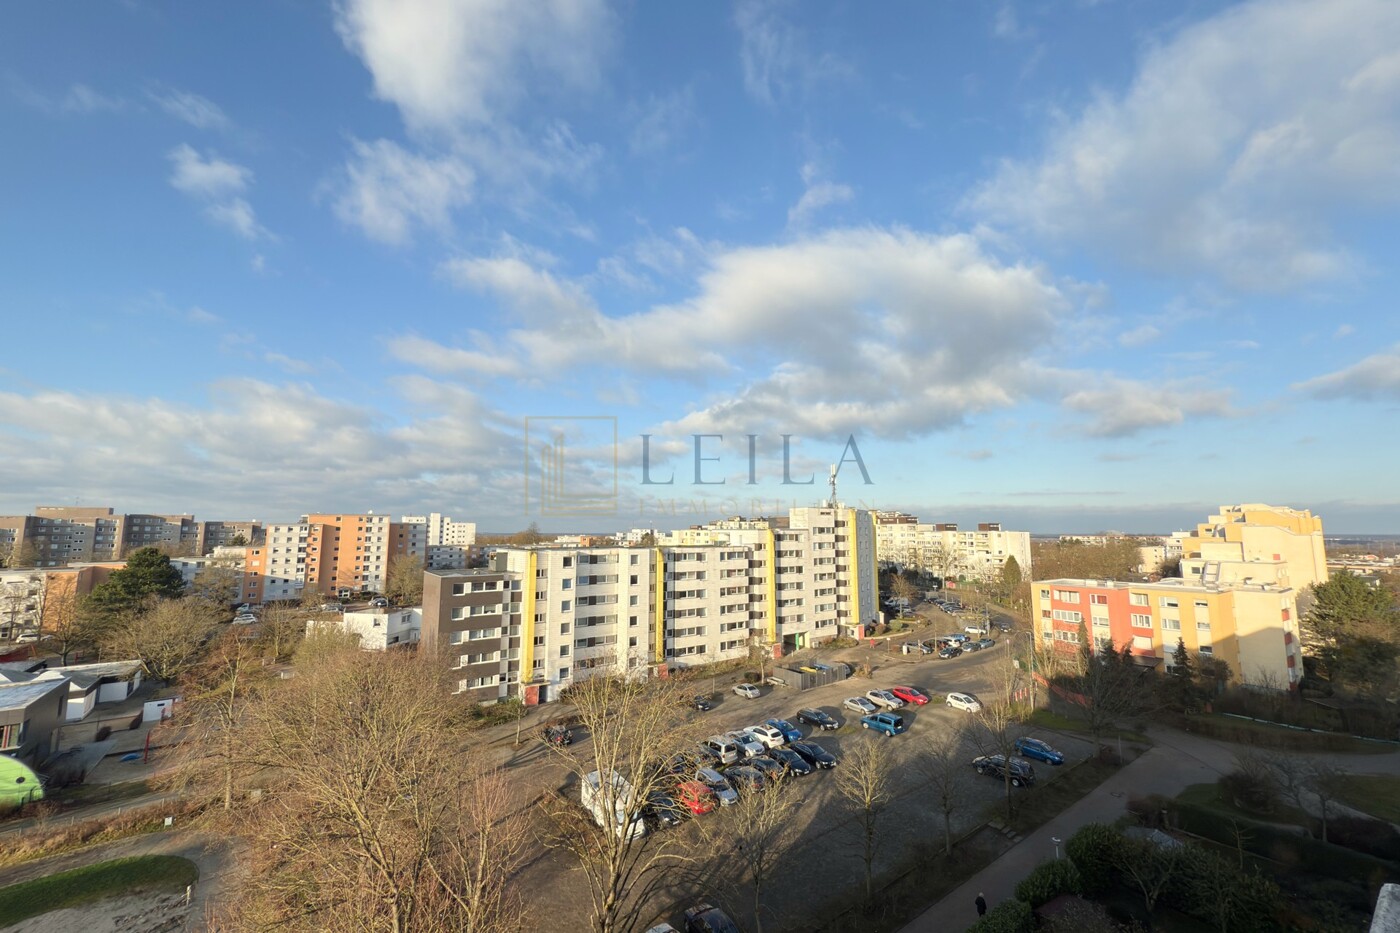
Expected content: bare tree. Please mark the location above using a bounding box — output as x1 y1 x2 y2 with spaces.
1119 836 1181 914
224 647 530 933
105 596 220 684
188 562 243 608
40 575 100 665
1065 621 1148 753
1308 760 1344 844
256 603 306 663
542 669 701 933
921 726 968 856
834 734 894 908
890 573 918 615
385 555 426 606
723 778 800 933
971 651 1027 820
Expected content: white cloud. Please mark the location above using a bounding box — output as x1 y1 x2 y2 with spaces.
971 0 1400 290
151 88 230 131
263 352 318 375
1117 323 1161 347
734 0 850 106
0 379 518 519
1295 346 1400 400
61 83 125 114
1334 323 1355 338
331 0 611 133
1062 378 1233 437
332 139 474 245
629 87 696 156
167 144 269 240
186 306 221 325
787 168 854 228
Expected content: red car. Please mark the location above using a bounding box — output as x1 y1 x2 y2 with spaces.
674 780 717 815
891 685 930 706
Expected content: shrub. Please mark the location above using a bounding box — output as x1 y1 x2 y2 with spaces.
1324 815 1400 861
1066 823 1124 896
94 726 112 742
969 898 1033 933
1168 848 1281 933
1220 767 1279 815
127 712 142 730
743 670 761 683
1014 858 1082 907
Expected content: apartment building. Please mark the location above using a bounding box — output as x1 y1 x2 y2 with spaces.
422 505 879 703
243 513 392 603
420 568 520 705
392 513 477 570
0 507 201 566
874 513 1032 581
1032 577 1303 689
195 521 263 554
309 608 422 651
1177 504 1328 591
0 563 124 640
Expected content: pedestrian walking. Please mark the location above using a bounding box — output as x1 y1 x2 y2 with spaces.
975 893 987 917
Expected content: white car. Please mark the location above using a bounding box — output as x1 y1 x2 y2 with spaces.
744 724 786 748
964 624 989 636
866 689 905 710
946 692 983 713
725 731 765 759
732 683 761 699
843 696 878 715
14 632 42 643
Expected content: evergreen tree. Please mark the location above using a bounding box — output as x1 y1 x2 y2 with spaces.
85 547 187 621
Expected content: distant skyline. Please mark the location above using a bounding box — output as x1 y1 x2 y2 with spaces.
4 1 1400 531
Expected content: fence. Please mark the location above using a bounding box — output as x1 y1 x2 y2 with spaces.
777 664 851 691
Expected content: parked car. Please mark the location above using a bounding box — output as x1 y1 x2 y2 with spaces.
672 780 717 815
765 747 813 776
890 685 930 706
937 645 962 659
860 712 908 736
646 923 680 933
974 638 996 650
766 718 803 742
701 736 740 766
748 756 785 783
14 632 43 643
964 624 989 636
665 752 703 778
865 689 905 710
318 603 343 613
745 724 786 748
964 639 985 652
724 731 765 759
789 741 837 769
797 708 838 730
916 641 935 654
732 683 760 699
810 662 832 672
843 696 878 715
695 768 739 806
946 692 982 712
693 694 714 711
644 791 685 828
542 723 573 746
1015 737 1065 765
973 754 1036 787
370 597 389 608
684 902 741 933
726 765 767 794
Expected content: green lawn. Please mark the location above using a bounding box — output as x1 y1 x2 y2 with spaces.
1176 781 1310 827
1005 756 1123 834
1025 708 1151 744
0 855 199 926
1333 774 1400 823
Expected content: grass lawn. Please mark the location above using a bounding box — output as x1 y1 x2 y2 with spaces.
1004 756 1124 834
1025 708 1151 745
0 855 199 927
1176 782 1310 827
1334 774 1400 823
1188 713 1396 754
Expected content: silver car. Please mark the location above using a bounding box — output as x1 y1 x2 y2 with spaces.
843 696 878 715
695 768 739 806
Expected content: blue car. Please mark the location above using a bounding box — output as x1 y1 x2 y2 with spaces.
766 718 802 743
1015 737 1065 765
860 712 908 736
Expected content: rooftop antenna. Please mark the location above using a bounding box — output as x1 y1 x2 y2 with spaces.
828 463 838 509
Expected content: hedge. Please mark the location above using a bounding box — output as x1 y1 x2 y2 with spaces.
1065 823 1122 896
967 898 1033 933
1013 858 1082 908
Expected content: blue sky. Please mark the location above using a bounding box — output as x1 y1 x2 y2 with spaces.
3 0 1399 533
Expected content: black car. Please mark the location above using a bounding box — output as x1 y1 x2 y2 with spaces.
765 746 813 776
797 707 838 730
937 645 963 659
748 756 785 783
693 694 714 711
789 741 837 769
725 765 767 793
644 791 685 829
684 902 741 933
973 754 1036 787
663 752 704 778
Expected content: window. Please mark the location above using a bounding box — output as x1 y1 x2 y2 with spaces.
1198 645 1214 656
1194 600 1209 610
562 579 571 590
1131 635 1154 651
1089 594 1108 605
630 595 639 606
1130 614 1153 628
561 600 571 612
1052 589 1081 603
630 574 638 585
1159 597 1178 609
559 646 569 657
1162 618 1181 631
1130 593 1148 606
563 557 573 568
1052 609 1083 623
630 554 638 565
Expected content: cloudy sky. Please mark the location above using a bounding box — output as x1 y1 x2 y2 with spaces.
3 0 1399 533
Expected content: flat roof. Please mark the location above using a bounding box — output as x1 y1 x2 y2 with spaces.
1034 577 1290 594
0 678 67 712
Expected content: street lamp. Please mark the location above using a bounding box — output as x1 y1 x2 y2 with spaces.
1052 836 1062 860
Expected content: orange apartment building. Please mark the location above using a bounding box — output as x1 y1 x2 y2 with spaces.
242 514 393 603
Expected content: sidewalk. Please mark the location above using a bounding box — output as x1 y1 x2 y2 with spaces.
902 725 1400 932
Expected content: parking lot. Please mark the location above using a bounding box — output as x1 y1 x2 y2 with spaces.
491 605 1097 932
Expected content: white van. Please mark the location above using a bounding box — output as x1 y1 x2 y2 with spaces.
581 770 647 841
701 736 740 765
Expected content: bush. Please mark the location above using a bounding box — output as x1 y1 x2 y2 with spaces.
128 712 142 730
1066 823 1123 896
1014 858 1082 907
1324 815 1400 861
94 726 112 742
969 898 1033 933
1220 767 1279 815
743 670 761 683
1167 848 1281 933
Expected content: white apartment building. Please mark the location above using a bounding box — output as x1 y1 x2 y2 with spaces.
396 513 476 570
875 513 1032 581
309 608 422 651
446 505 879 702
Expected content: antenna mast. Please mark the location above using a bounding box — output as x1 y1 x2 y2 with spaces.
828 463 838 508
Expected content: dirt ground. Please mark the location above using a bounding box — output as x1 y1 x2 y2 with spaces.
6 891 190 933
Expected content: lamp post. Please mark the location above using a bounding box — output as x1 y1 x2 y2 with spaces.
1052 836 1062 860
1021 630 1037 711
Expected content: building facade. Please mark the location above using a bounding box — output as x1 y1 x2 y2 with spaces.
420 568 520 705
874 513 1032 581
392 513 477 571
243 513 393 603
309 608 422 651
1177 504 1328 591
